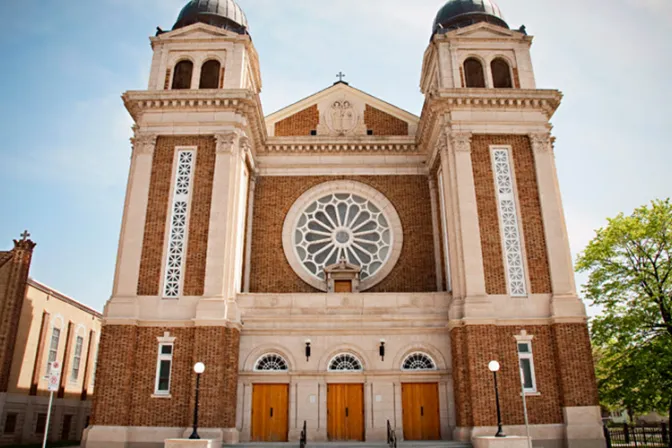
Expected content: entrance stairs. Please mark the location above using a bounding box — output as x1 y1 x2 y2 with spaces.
225 443 472 448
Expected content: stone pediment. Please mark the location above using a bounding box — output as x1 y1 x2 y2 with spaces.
153 22 241 42
265 82 419 138
449 22 521 39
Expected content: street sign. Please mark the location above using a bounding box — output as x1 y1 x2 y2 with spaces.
47 362 61 392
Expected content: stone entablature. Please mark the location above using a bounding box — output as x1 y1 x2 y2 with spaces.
263 137 418 154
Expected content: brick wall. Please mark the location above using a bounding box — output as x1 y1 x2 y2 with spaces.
552 323 600 407
471 135 552 295
91 325 240 428
364 105 409 136
137 136 216 296
275 105 319 137
451 325 564 427
249 176 438 293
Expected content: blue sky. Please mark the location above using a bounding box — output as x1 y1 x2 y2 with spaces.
1 0 670 312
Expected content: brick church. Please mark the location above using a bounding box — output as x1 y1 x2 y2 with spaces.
84 0 605 447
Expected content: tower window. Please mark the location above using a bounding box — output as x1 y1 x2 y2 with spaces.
464 58 486 88
171 60 193 90
491 58 513 88
199 60 221 89
517 341 537 392
154 343 174 395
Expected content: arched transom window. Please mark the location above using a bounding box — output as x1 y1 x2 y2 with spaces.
328 353 363 372
402 352 436 371
254 354 289 371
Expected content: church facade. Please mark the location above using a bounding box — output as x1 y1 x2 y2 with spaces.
84 1 605 447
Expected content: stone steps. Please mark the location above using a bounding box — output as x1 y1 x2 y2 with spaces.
225 442 471 448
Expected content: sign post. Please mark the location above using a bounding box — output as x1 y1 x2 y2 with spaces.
43 361 61 448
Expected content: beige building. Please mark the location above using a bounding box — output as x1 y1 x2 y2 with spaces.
85 1 605 447
0 235 102 445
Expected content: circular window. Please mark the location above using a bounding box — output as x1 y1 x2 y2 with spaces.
283 181 403 291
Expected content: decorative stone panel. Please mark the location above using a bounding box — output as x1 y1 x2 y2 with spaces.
364 105 409 136
275 105 319 137
249 176 437 293
137 136 216 297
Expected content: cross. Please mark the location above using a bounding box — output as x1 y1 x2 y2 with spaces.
20 230 30 241
336 72 346 82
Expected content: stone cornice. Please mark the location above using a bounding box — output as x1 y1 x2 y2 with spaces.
262 136 418 154
122 89 267 150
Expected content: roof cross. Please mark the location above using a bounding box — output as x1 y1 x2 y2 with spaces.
336 71 346 82
20 230 30 241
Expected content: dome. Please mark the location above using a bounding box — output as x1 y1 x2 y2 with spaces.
433 0 508 34
173 0 249 34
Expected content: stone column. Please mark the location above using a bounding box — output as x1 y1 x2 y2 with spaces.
428 177 445 291
243 174 257 293
529 134 586 317
112 132 156 298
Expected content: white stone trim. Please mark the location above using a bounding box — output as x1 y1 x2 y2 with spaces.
282 180 403 291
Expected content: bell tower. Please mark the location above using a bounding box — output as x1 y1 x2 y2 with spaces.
419 1 605 446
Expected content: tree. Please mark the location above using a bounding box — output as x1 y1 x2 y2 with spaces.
577 199 672 421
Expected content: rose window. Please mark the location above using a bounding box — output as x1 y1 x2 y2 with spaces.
283 181 403 291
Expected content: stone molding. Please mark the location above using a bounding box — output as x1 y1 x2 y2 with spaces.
215 132 240 154
131 132 158 156
450 132 473 153
263 142 418 154
530 132 554 154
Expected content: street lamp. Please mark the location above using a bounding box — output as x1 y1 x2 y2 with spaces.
488 360 505 438
189 362 205 440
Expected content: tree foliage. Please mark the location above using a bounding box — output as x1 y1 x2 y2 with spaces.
576 199 672 418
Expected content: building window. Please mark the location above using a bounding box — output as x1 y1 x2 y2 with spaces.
491 148 527 296
328 353 363 372
163 149 196 298
464 57 486 88
517 341 537 392
402 352 437 371
35 414 47 434
437 170 452 291
71 336 84 381
4 413 17 434
171 60 193 89
199 60 221 89
154 343 174 395
491 58 513 88
46 328 61 374
254 354 289 371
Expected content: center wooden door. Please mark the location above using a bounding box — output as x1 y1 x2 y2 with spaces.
251 384 289 442
327 384 365 441
402 383 441 441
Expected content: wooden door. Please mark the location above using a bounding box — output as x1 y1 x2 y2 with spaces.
327 384 364 441
402 383 440 441
251 384 289 442
335 281 352 293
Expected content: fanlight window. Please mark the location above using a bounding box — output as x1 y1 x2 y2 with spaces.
328 353 363 372
254 354 289 372
402 353 436 371
464 58 486 88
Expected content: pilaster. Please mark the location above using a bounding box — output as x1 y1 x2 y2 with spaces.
428 177 445 291
242 173 257 293
112 131 157 299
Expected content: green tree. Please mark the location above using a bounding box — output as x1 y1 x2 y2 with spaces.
577 199 672 421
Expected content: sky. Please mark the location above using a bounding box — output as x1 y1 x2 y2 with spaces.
0 0 670 313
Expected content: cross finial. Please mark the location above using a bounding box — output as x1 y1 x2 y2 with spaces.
20 230 30 241
336 71 346 82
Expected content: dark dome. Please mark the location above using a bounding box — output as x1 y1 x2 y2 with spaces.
173 0 249 34
433 0 508 34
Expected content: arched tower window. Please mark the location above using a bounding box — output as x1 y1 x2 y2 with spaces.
172 60 193 90
199 60 221 89
491 58 513 88
254 354 289 371
402 352 437 371
464 58 486 88
328 353 363 372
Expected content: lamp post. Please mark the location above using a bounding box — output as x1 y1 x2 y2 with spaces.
189 362 205 440
488 360 505 438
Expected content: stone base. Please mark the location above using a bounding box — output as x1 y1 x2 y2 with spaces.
473 436 532 448
166 439 219 448
83 426 237 448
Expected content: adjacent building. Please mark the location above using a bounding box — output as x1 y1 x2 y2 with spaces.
85 1 605 447
0 235 101 445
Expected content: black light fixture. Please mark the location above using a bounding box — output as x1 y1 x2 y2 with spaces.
488 360 505 438
379 339 386 361
305 340 311 362
189 362 205 440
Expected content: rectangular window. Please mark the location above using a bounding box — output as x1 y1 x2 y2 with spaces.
517 341 537 392
4 413 17 434
35 414 47 434
163 149 196 298
46 328 61 374
71 336 84 381
154 343 173 395
437 170 452 291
